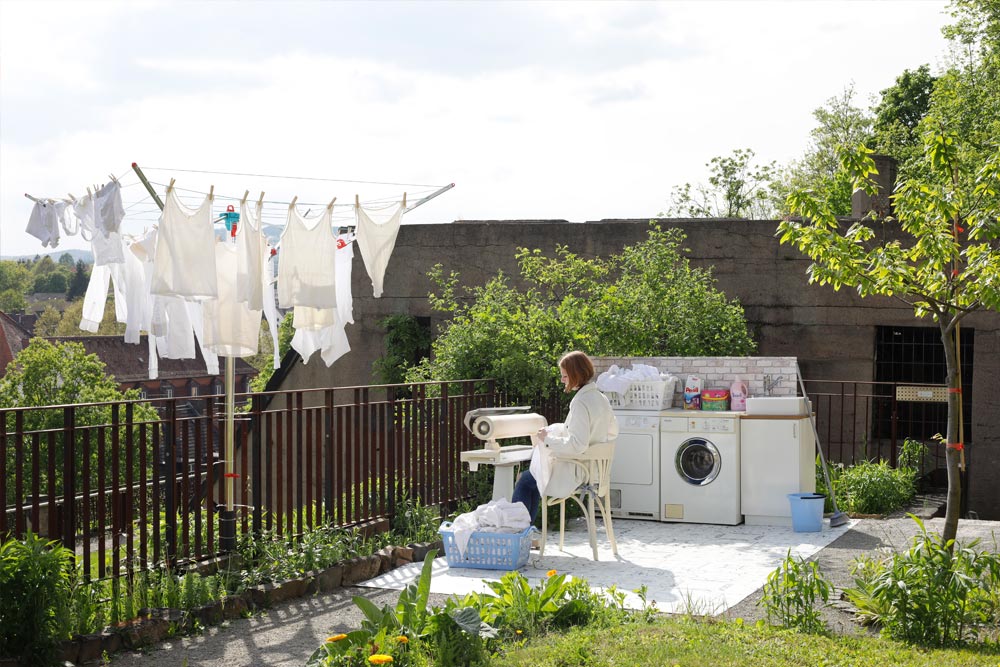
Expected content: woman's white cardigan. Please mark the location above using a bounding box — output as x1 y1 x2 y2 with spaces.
536 382 619 498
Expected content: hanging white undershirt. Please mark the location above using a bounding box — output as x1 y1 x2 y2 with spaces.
276 204 337 309
262 251 281 370
355 202 404 298
94 180 125 234
151 188 218 299
203 242 262 357
291 315 350 367
336 233 355 325
236 200 266 310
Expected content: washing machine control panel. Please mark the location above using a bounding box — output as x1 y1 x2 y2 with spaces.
620 415 658 430
686 417 737 433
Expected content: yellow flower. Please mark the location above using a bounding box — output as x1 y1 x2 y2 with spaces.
368 655 393 665
515 630 523 635
395 635 409 644
326 634 348 643
547 569 557 577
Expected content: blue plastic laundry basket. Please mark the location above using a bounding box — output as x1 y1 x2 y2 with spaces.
438 521 533 570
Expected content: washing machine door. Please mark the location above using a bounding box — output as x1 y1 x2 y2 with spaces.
675 437 721 486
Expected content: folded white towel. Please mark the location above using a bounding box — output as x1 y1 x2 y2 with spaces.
450 498 532 559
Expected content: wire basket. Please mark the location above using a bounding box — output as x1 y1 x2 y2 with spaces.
604 378 676 410
439 521 533 570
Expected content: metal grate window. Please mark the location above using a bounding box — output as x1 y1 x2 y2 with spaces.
873 325 973 449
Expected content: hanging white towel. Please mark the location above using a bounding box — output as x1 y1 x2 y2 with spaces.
336 233 355 325
236 200 267 310
150 188 218 299
355 202 404 298
203 242 262 358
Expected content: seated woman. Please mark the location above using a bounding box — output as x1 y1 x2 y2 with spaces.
512 350 618 522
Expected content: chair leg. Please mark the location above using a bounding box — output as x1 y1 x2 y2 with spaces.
585 492 599 561
539 496 548 558
596 492 618 557
558 500 566 550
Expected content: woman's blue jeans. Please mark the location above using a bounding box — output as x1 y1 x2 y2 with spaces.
512 469 540 523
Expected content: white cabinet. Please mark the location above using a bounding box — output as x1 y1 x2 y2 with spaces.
740 417 815 526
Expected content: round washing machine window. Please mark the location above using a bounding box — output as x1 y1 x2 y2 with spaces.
675 437 721 486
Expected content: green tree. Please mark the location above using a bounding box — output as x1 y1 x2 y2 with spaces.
1 339 158 503
664 148 783 219
249 313 294 393
778 85 874 216
0 289 27 313
0 260 31 295
32 270 68 295
779 134 1000 544
32 305 62 337
871 65 938 166
57 253 75 268
54 299 125 336
65 260 89 301
408 225 756 402
373 314 432 385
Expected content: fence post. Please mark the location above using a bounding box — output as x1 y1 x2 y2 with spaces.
890 382 898 467
62 405 76 550
251 393 263 538
438 382 449 510
164 400 177 566
386 386 397 525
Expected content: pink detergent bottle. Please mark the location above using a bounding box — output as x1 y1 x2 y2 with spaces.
730 379 748 411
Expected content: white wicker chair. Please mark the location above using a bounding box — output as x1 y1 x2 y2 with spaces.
537 440 618 561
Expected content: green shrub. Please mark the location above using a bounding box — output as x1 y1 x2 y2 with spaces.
844 516 1000 646
758 550 832 634
838 459 916 515
0 532 75 666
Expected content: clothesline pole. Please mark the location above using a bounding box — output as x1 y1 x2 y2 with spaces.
404 182 455 214
130 160 237 552
131 162 165 210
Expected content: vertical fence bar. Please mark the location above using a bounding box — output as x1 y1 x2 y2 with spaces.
111 405 121 573
14 425 26 537
266 408 275 533
192 407 203 559
81 429 91 578
386 387 397 523
30 430 40 538
295 392 304 535
139 422 148 567
151 420 162 565
125 403 135 574
251 394 263 538
96 428 107 578
0 410 6 536
164 400 177 567
323 390 334 524
307 402 316 529
62 406 76 552
206 395 215 555
180 410 190 561
286 395 294 537
439 383 450 508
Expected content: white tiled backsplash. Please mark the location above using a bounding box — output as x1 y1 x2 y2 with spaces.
590 356 799 400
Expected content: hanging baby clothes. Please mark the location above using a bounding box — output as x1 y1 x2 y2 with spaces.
150 188 218 299
203 241 262 358
291 320 350 367
276 204 337 309
25 200 61 248
79 262 127 332
93 180 125 234
236 200 266 310
74 191 125 265
355 202 404 298
260 245 282 370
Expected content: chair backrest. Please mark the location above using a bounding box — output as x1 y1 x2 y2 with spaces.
549 440 617 499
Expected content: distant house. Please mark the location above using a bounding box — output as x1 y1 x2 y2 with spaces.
0 311 31 373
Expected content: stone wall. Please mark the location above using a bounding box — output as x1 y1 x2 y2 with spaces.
278 218 1000 519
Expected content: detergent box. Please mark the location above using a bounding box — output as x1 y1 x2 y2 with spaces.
683 375 702 410
701 389 731 411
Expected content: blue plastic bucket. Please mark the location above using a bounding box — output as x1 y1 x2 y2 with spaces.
787 493 825 532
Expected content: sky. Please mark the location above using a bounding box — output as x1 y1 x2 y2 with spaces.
0 0 953 258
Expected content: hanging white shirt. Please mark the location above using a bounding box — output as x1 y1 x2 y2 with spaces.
355 202 404 298
336 233 355 325
276 204 337 309
150 188 218 299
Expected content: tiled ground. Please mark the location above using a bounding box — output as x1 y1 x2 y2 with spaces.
360 517 855 614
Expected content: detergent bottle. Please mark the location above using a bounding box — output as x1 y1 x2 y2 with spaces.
730 378 748 411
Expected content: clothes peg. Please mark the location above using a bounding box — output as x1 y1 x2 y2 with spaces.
67 193 76 203
241 190 249 205
327 197 337 210
109 173 117 183
402 192 406 208
167 178 176 192
208 185 214 200
355 194 359 208
290 196 298 209
87 187 93 198
257 192 265 208
24 193 40 203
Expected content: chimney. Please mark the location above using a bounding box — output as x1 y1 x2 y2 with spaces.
851 154 898 218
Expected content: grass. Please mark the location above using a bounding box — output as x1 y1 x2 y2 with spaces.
487 616 1000 667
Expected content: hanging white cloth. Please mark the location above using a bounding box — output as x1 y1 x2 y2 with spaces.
276 204 337 309
335 233 355 325
261 249 281 370
25 200 61 248
93 180 125 234
150 188 218 299
203 242 262 357
79 262 127 332
355 202 404 298
236 200 267 310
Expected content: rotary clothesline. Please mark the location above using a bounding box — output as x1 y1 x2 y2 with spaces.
24 163 454 550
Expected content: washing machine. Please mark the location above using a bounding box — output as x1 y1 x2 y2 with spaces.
608 409 661 520
660 411 742 525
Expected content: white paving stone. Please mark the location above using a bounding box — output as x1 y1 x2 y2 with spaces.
359 517 856 614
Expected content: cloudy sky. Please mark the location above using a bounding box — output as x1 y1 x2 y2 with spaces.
1 0 951 257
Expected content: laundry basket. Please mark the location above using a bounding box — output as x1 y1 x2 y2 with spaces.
604 377 677 410
439 521 533 570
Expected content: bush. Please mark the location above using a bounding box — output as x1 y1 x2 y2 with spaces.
0 532 75 666
844 516 1000 646
837 459 916 515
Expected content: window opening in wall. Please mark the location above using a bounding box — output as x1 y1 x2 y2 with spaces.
873 325 973 480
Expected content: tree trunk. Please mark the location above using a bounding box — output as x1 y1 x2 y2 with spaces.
940 322 962 545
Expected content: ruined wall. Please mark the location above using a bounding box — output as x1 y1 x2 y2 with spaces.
279 218 1000 518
